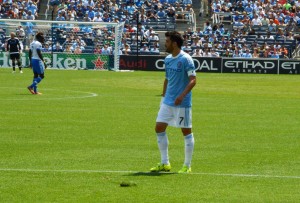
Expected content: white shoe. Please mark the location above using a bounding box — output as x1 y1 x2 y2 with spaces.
20 70 23 73
12 71 16 73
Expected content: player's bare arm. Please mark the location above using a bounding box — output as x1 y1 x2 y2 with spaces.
161 79 168 96
174 75 196 106
29 49 32 68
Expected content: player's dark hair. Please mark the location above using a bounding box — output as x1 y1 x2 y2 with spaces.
165 31 184 49
35 32 44 43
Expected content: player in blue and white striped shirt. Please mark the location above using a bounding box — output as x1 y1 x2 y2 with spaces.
150 31 197 173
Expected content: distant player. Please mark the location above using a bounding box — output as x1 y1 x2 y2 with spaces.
27 32 46 95
150 31 197 173
7 32 23 73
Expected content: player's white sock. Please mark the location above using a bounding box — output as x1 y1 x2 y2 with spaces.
157 132 169 165
184 133 194 167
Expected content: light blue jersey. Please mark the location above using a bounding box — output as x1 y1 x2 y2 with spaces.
164 51 196 108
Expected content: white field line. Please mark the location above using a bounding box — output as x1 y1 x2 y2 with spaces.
0 168 299 179
0 87 98 100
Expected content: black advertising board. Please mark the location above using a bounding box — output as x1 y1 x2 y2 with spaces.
119 55 222 72
222 58 278 74
279 60 300 74
119 55 300 75
193 57 222 73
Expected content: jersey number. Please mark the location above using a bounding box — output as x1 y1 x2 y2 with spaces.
179 117 184 125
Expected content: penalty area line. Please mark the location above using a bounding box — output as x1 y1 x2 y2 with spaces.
0 168 299 179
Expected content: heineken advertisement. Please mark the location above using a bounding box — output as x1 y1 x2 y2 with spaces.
0 52 113 70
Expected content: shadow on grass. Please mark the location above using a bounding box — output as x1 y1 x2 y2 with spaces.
125 172 177 177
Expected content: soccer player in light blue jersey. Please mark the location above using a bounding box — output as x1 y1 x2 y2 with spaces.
27 32 46 95
150 31 197 173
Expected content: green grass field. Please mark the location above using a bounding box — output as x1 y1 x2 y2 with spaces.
0 68 299 202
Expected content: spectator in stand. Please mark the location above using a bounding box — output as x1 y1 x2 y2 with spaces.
42 43 50 52
87 6 95 20
157 7 166 18
182 0 192 6
262 50 271 58
261 14 270 26
274 41 282 50
193 27 203 36
84 0 95 8
166 7 175 19
184 4 194 22
126 2 137 15
280 45 289 56
102 12 111 22
67 9 76 21
260 42 269 52
286 18 297 32
182 40 191 54
235 2 245 13
211 48 220 57
244 3 253 13
49 42 63 52
72 38 85 50
203 21 212 35
148 31 159 43
110 0 119 12
241 49 252 58
233 18 245 30
222 49 233 57
275 28 285 40
64 44 73 53
140 44 150 52
26 10 35 20
144 27 154 40
214 41 223 50
232 49 242 58
190 36 202 48
283 1 292 11
252 48 260 58
150 43 160 54
143 0 152 8
27 1 38 18
75 4 84 19
58 1 68 11
101 44 111 55
250 41 260 51
93 13 103 22
268 19 277 32
146 9 158 21
265 31 275 39
123 44 131 55
94 7 103 17
175 2 183 20
286 31 295 40
192 48 202 57
251 14 262 26
202 48 212 57
82 12 91 21
56 12 65 21
73 45 82 54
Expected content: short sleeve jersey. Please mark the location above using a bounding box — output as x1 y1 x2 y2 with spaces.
164 50 196 107
7 38 21 53
30 40 42 60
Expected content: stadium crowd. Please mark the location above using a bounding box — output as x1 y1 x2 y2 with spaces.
0 0 299 58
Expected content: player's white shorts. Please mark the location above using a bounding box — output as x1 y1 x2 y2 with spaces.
156 103 192 128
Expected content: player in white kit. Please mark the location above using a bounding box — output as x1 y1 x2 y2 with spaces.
27 32 46 95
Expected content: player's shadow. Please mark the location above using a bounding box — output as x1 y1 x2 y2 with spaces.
126 172 176 177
